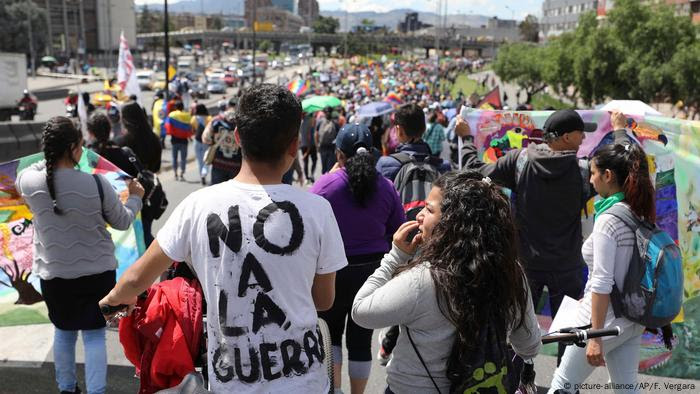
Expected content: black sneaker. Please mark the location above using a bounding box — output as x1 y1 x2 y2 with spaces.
60 386 81 394
201 176 206 185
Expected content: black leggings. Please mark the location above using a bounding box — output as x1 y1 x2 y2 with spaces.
301 145 318 179
318 255 382 362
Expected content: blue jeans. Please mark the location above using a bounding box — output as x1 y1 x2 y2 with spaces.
54 327 107 394
319 145 336 174
194 140 210 178
549 324 645 394
171 142 188 174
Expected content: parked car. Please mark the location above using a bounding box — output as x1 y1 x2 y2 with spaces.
271 60 282 70
206 77 227 94
236 65 265 81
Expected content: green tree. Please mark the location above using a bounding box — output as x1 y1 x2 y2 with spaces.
542 32 577 103
361 18 375 27
312 15 340 34
210 16 223 31
1 1 48 57
669 41 700 118
258 39 272 53
138 5 154 33
493 43 547 102
518 14 539 43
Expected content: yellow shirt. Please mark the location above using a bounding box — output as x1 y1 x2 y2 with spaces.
152 98 164 137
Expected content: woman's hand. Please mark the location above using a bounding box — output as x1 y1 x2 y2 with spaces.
586 338 606 366
128 179 145 199
392 220 423 255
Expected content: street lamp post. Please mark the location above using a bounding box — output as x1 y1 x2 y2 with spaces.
252 0 256 85
165 0 170 95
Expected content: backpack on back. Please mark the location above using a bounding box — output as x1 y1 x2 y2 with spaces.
318 119 338 147
605 204 683 328
390 152 441 220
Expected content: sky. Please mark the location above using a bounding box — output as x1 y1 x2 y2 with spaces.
134 0 543 19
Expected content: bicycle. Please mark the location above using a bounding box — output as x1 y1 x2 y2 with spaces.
516 324 622 394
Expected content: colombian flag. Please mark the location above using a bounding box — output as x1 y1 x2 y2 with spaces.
385 92 402 106
165 110 193 139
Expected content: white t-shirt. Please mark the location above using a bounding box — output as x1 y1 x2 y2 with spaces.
157 180 347 393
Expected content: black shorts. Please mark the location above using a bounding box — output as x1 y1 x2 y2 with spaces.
40 270 116 331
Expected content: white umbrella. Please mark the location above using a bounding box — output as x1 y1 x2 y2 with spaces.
599 100 661 116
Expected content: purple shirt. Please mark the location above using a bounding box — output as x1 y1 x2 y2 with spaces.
310 169 406 257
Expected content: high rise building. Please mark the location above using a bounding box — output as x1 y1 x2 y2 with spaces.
296 0 319 26
35 0 136 55
271 0 295 13
541 0 601 38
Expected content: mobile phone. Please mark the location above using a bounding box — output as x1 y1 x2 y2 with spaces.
406 228 421 243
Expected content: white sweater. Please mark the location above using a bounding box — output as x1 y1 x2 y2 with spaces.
575 202 639 332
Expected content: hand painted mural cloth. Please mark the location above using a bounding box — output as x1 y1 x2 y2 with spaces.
0 148 145 326
461 109 700 379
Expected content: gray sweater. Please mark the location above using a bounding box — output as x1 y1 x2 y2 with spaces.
16 162 142 280
352 244 541 393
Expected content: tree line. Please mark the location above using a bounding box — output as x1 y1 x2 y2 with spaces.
493 0 700 117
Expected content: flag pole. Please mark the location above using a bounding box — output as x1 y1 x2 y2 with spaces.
164 0 170 97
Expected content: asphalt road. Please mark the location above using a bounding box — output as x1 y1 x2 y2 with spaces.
29 61 315 123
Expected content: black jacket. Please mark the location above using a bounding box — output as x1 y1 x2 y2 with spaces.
460 129 629 272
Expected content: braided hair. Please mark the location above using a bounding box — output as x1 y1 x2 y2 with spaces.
42 116 82 215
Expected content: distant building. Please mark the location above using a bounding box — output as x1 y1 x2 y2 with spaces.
35 0 136 55
271 0 295 13
398 12 432 33
543 0 699 38
297 0 320 26
255 6 304 32
487 16 517 29
417 24 520 43
541 0 600 38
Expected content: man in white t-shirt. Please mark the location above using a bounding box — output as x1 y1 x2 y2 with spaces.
101 84 348 393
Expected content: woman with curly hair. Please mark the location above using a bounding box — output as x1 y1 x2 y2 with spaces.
16 117 144 394
352 171 540 393
310 123 406 394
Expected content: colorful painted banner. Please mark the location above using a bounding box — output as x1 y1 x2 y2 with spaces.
287 78 310 97
463 109 700 379
0 148 146 327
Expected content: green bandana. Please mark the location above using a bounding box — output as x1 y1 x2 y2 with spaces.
594 192 625 220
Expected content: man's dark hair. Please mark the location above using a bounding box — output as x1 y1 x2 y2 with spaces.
87 112 111 143
173 100 184 111
234 84 302 163
394 103 426 138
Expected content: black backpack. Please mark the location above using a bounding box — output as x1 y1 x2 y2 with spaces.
406 314 519 394
122 147 169 220
390 152 441 220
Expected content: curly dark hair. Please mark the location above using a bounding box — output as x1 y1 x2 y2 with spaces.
593 143 655 222
397 171 530 353
234 84 302 163
42 116 82 215
345 151 377 206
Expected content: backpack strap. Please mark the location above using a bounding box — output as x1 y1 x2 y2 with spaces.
405 327 442 394
121 146 145 174
603 203 642 231
579 158 593 218
390 152 415 166
92 174 108 223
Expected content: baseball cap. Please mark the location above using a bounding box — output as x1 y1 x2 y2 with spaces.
335 123 373 157
543 109 597 137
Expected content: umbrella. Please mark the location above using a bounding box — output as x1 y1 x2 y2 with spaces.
441 100 455 109
599 100 661 116
357 101 395 118
446 108 458 120
41 56 57 64
302 95 341 113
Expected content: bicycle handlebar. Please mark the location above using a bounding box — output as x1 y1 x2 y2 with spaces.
542 326 621 344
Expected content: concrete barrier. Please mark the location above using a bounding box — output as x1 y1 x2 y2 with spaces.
0 121 44 162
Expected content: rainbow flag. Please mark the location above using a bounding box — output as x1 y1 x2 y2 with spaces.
0 148 145 326
384 92 402 106
165 110 193 139
287 78 309 97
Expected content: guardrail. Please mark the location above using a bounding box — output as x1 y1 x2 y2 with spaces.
36 72 103 81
